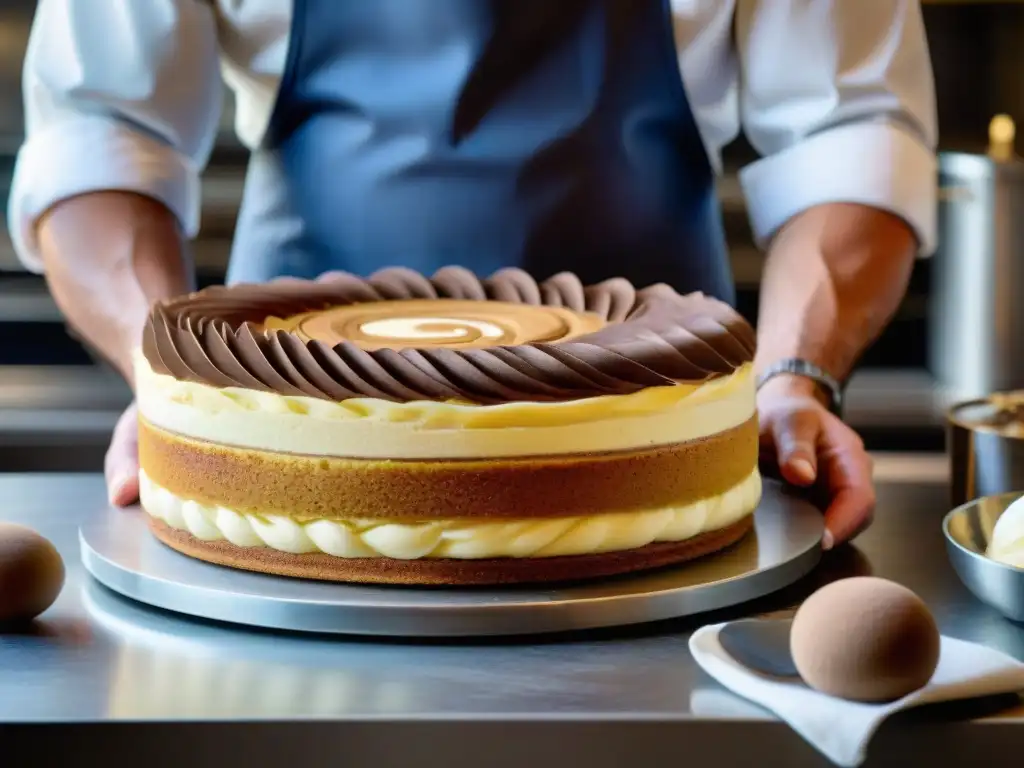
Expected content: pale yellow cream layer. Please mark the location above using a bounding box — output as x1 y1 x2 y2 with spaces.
140 469 761 560
134 351 755 459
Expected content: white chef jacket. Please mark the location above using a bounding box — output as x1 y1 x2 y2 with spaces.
8 0 938 272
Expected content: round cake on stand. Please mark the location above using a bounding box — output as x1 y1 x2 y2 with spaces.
135 267 761 585
81 267 823 636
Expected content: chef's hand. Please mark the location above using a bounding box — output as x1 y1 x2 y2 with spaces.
756 376 875 551
106 402 140 506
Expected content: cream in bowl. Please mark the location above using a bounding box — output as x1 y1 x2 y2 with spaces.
987 495 1024 568
944 493 1024 621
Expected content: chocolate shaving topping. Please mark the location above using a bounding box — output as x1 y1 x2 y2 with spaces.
141 267 756 404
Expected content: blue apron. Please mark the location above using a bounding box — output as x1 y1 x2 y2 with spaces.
227 0 734 304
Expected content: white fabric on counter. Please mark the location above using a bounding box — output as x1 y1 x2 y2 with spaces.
690 621 1024 767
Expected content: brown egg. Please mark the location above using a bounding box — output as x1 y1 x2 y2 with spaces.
790 577 940 702
0 523 65 624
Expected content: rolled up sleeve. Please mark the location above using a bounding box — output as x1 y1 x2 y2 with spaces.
735 0 938 255
9 0 223 272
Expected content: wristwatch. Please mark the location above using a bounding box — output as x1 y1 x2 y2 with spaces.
757 358 844 417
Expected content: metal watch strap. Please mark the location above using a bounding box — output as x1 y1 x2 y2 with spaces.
756 358 843 416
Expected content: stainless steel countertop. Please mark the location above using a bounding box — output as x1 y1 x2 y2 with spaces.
2 458 1024 767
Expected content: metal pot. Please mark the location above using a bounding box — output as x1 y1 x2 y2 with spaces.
948 392 1024 506
929 117 1024 400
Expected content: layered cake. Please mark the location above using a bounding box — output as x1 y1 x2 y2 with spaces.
135 267 761 585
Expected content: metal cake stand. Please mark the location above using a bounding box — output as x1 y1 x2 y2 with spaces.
79 479 823 637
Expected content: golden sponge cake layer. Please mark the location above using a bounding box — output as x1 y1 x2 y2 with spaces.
138 416 758 521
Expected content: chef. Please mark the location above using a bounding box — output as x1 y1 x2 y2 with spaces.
9 1 936 550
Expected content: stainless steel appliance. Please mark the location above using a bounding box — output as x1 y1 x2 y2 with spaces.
930 117 1024 400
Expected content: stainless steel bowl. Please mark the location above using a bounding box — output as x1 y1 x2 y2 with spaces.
944 492 1024 622
948 393 1024 507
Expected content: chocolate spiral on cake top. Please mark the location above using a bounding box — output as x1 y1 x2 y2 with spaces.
263 298 608 351
142 267 756 404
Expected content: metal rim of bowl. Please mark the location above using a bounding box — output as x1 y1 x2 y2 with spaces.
942 491 1024 573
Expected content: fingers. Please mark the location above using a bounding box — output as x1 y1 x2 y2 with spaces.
760 394 876 550
268 271 357 284
767 406 819 487
105 403 140 507
817 422 875 550
315 270 357 283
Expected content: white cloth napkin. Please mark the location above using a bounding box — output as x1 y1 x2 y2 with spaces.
689 622 1024 767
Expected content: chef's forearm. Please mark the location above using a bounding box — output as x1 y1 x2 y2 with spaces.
38 192 192 386
754 202 917 387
